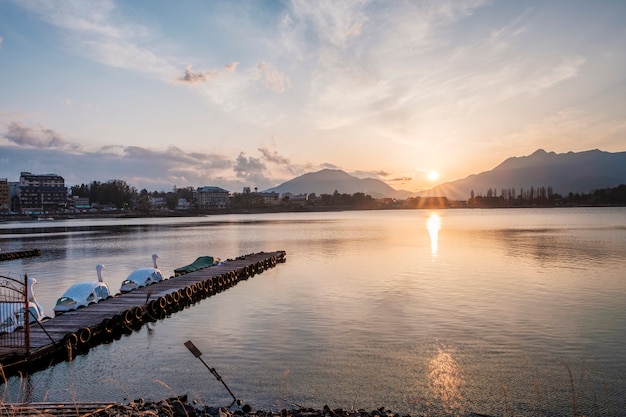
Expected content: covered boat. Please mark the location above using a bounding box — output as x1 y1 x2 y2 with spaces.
174 256 221 276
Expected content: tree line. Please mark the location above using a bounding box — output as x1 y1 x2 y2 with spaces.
70 181 380 211
70 179 626 212
70 180 195 211
469 184 626 207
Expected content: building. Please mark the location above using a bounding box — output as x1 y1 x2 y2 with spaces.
176 198 191 210
0 178 9 212
260 191 280 205
18 172 68 213
281 192 309 206
69 196 91 211
195 186 230 209
149 196 166 209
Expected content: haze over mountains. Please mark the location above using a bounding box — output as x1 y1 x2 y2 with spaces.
264 149 626 201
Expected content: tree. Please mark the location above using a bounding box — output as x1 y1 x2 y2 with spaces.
136 189 151 213
164 192 179 210
70 179 137 209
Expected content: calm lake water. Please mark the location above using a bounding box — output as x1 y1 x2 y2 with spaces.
1 208 625 416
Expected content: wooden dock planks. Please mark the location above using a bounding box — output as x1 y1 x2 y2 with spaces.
0 250 286 378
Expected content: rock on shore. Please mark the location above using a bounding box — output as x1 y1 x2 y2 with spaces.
88 395 492 417
91 395 420 417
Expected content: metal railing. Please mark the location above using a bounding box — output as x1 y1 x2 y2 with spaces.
0 274 29 353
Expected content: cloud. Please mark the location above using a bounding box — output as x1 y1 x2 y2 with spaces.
0 133 285 192
0 142 245 191
350 169 390 179
178 63 240 85
259 147 290 165
231 151 276 189
257 146 332 180
291 1 492 130
288 0 587 144
15 0 178 80
233 152 267 179
255 62 291 93
0 35 3 47
287 0 369 48
388 177 413 182
495 108 626 153
3 122 81 151
0 118 327 191
527 56 586 95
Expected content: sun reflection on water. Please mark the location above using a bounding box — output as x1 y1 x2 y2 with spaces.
426 213 441 257
428 347 465 414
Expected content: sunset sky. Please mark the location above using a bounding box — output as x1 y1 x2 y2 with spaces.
1 0 625 193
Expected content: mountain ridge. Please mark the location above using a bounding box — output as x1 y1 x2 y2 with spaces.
263 149 626 200
423 148 626 200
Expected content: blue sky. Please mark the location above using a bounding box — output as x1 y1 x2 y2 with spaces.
1 0 625 192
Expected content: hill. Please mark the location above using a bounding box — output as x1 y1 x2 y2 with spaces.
263 169 414 199
420 149 626 200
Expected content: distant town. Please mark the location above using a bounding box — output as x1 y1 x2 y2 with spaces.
1 171 625 220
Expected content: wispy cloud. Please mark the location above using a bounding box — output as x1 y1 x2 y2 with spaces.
3 121 81 151
351 169 390 179
178 63 240 85
16 0 178 79
255 62 291 93
495 108 626 153
280 0 585 143
291 1 493 129
287 0 369 49
259 147 290 165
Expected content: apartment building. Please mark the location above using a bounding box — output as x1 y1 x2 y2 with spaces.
18 172 68 213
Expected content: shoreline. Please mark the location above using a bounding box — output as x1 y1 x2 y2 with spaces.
2 395 461 417
2 203 625 224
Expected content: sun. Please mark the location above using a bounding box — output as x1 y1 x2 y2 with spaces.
427 170 439 182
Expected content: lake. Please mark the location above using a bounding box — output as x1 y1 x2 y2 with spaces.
1 208 625 416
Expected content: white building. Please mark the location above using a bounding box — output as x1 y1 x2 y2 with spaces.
195 186 230 208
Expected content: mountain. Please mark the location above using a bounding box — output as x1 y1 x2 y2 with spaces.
420 149 626 200
263 150 626 201
264 169 414 199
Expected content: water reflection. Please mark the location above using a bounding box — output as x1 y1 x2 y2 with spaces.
426 213 441 257
1 210 625 415
428 347 465 414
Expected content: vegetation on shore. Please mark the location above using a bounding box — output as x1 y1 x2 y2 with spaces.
66 179 626 212
2 179 625 222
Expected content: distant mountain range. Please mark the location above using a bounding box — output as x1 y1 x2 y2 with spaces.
421 149 626 200
264 149 626 201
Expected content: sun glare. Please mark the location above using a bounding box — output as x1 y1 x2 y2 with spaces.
427 170 439 181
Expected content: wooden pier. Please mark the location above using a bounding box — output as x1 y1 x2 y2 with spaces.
0 401 118 416
0 249 42 262
0 250 286 379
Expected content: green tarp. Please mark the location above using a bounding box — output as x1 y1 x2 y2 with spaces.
174 256 220 276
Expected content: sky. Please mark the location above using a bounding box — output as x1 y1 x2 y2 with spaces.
1 0 625 193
